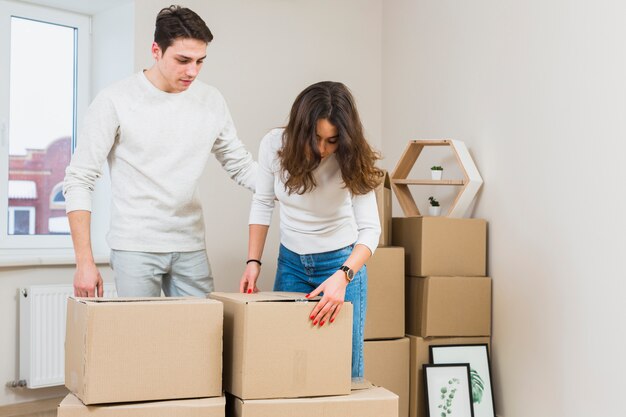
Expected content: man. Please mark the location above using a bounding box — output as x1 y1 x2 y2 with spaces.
63 5 256 298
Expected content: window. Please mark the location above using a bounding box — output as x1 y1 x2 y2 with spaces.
8 206 35 235
49 182 66 210
0 1 90 250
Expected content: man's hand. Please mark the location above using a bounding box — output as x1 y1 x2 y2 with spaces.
307 270 348 326
74 261 103 297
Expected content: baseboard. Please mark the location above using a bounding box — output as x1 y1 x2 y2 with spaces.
0 396 64 417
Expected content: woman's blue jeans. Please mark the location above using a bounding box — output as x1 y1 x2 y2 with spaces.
274 244 367 379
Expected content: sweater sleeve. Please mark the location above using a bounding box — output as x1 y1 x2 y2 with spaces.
248 130 279 225
352 190 381 255
211 92 258 192
63 92 118 213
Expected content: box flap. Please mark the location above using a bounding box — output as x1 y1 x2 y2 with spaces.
70 296 219 305
59 393 225 411
210 291 319 304
237 385 397 405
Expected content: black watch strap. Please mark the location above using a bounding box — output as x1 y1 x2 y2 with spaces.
339 265 354 282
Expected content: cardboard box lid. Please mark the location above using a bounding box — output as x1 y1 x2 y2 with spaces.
232 385 398 417
210 291 318 304
72 296 220 305
58 393 225 416
236 382 397 405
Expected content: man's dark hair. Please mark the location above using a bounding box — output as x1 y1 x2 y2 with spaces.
154 5 213 53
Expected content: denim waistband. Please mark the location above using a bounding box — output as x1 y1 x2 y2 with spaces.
279 243 354 257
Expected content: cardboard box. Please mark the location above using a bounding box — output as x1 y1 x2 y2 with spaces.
405 276 491 337
57 393 225 417
230 383 399 417
364 246 405 340
391 217 487 276
209 292 352 400
65 297 223 405
375 171 392 246
364 338 410 417
408 335 490 417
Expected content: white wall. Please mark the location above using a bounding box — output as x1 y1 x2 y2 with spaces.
135 0 383 292
382 1 626 416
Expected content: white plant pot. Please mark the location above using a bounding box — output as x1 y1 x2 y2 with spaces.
428 206 441 216
431 170 443 180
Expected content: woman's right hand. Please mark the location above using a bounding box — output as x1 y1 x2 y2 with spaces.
240 262 261 294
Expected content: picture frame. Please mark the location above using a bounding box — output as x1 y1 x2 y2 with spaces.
429 344 496 417
423 363 474 417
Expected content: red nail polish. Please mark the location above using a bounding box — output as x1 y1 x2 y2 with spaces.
313 320 318 325
305 293 310 298
330 318 334 323
310 315 315 320
247 289 252 294
320 321 325 326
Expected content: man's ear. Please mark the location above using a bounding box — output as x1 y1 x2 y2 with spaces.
151 42 161 60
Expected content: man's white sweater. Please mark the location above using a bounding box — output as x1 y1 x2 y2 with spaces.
64 71 256 252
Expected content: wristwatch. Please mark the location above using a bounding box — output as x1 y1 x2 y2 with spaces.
339 265 354 282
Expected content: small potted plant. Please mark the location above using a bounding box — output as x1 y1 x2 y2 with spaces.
428 196 441 216
431 165 443 180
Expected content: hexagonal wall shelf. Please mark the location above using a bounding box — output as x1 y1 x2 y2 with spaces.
390 139 483 217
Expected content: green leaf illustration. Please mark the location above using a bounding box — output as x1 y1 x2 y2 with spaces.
470 368 485 404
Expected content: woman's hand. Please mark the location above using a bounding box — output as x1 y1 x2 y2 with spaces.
307 270 348 326
240 262 261 294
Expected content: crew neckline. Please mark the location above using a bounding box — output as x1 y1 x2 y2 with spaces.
139 70 188 97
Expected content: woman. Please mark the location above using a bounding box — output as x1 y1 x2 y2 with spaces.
240 81 382 380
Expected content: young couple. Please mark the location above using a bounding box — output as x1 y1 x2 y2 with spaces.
64 5 382 379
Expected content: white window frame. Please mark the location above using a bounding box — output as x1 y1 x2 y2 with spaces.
8 206 35 235
0 0 90 252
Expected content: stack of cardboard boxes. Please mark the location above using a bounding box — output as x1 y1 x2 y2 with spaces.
392 216 492 417
208 291 399 416
58 297 225 416
363 172 411 417
57 294 398 417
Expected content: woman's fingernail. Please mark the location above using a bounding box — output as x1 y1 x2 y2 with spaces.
305 293 310 298
313 320 318 325
330 318 334 323
310 315 315 320
247 289 252 294
320 321 325 326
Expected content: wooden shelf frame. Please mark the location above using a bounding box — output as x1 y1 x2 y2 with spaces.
390 139 483 217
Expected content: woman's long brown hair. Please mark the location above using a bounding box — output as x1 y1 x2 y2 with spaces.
278 81 383 195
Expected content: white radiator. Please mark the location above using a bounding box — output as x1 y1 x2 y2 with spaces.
19 283 117 388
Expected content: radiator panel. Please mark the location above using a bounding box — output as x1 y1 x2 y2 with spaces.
19 284 116 388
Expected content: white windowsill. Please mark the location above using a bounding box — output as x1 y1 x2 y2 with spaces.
0 253 109 268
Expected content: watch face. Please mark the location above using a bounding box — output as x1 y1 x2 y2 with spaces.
341 266 354 280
